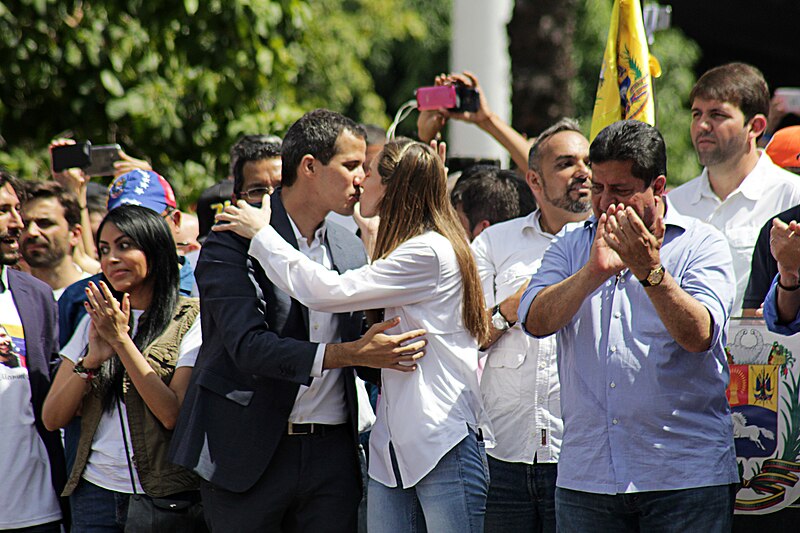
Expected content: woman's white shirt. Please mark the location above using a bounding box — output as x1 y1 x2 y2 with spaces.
61 310 202 493
250 226 492 488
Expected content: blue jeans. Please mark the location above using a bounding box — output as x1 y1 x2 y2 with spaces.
484 457 557 533
70 479 130 532
368 430 490 533
555 484 737 533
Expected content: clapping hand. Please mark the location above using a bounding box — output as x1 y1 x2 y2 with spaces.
600 203 664 281
213 196 272 239
771 218 800 285
84 281 131 347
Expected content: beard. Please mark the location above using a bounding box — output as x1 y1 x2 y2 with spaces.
694 132 749 167
21 240 67 268
545 178 592 214
0 230 20 266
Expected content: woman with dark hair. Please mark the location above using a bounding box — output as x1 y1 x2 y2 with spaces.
43 205 204 532
216 139 493 533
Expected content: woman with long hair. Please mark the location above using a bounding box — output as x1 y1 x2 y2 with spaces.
216 138 492 533
42 205 205 532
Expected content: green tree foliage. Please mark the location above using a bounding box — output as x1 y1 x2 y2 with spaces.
570 0 702 187
0 0 445 206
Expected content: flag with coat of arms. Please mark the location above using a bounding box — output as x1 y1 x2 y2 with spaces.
590 0 662 140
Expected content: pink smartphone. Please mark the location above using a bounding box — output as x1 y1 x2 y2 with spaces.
416 85 458 111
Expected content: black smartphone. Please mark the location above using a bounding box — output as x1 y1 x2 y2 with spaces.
51 142 92 172
84 144 122 176
455 86 480 113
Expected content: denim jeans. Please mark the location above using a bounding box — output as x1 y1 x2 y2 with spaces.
367 430 490 533
484 457 557 533
555 484 737 533
70 479 130 533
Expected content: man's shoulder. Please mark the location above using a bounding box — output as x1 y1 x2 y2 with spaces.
665 175 703 207
8 268 55 298
60 272 102 300
774 204 800 223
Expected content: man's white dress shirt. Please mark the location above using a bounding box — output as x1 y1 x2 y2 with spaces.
668 153 800 316
285 216 347 425
249 227 493 488
471 210 564 464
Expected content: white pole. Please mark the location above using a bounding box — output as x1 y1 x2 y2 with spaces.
450 0 514 167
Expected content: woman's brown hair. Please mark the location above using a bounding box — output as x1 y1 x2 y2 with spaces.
372 139 489 345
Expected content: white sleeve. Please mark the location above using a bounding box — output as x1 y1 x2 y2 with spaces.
60 314 92 364
470 232 497 308
249 226 441 313
176 315 202 368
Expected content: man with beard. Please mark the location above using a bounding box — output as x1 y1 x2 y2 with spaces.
21 181 91 300
519 120 738 531
0 171 67 531
470 118 591 533
667 63 800 317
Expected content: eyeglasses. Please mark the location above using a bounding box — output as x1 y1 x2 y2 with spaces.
238 187 274 202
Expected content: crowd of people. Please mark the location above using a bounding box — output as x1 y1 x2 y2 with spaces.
1 60 800 533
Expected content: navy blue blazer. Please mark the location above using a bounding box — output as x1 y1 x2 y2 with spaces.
170 191 368 493
7 269 69 523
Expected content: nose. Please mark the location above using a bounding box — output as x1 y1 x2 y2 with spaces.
9 208 23 230
353 166 365 186
23 219 41 237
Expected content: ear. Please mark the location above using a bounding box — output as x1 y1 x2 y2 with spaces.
748 114 767 140
299 154 316 179
526 168 542 193
170 209 182 229
68 224 82 249
472 219 491 238
652 175 667 197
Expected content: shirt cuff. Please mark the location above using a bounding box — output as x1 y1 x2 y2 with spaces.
311 343 326 378
764 275 800 335
517 284 542 337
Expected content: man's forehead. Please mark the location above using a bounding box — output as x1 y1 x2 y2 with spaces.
332 129 367 156
690 97 740 113
0 183 20 204
542 131 589 159
590 159 637 182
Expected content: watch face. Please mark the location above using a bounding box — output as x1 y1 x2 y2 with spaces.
648 267 665 286
492 312 508 330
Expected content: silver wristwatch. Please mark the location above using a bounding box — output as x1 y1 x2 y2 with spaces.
491 305 514 331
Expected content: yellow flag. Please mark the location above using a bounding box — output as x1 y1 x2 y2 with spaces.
590 0 661 140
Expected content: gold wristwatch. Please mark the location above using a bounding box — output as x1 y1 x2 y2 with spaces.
639 265 665 287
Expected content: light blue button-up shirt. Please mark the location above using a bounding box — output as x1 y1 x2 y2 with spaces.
764 275 800 335
518 200 739 494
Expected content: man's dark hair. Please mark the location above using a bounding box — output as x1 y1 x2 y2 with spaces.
281 109 367 187
230 134 283 196
589 120 667 187
362 124 387 146
23 181 81 226
0 170 24 202
528 117 582 171
451 165 532 229
690 63 769 123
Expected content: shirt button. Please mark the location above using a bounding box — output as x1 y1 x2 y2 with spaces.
313 324 319 331
539 361 547 370
610 346 617 353
610 382 616 389
612 418 619 425
614 312 621 319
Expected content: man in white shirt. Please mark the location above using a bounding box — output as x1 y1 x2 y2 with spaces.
471 118 591 532
21 181 91 300
0 172 67 532
667 62 800 317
